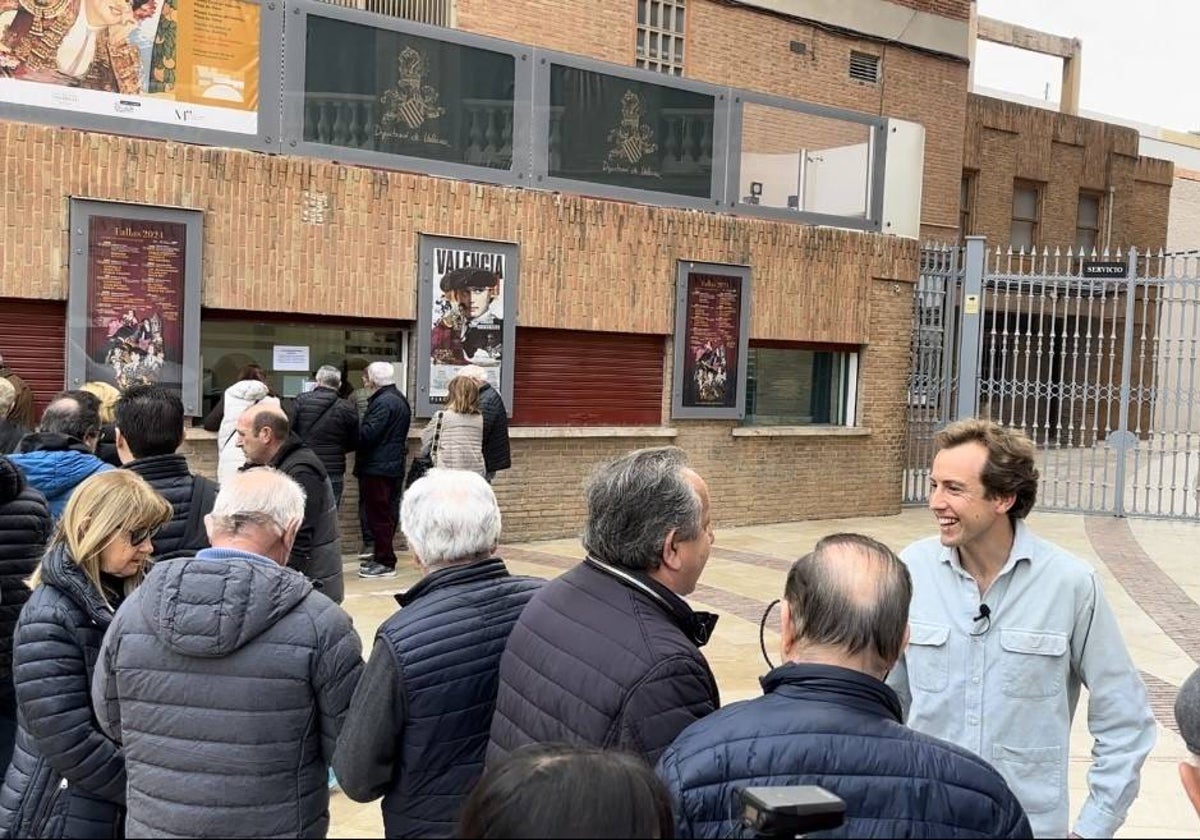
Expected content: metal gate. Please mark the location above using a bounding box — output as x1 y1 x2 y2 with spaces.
904 237 1200 518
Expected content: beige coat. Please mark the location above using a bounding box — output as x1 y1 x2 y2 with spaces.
421 410 485 476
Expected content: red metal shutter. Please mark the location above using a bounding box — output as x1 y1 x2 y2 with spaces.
511 328 664 426
0 298 67 417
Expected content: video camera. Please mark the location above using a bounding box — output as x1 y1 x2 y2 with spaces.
734 785 846 839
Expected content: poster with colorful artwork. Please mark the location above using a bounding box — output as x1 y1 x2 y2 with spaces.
0 0 260 133
672 262 751 420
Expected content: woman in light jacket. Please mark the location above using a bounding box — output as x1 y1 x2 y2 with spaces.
203 364 280 485
0 470 171 838
420 374 486 476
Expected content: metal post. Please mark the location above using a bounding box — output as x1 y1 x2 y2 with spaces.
955 236 986 420
1112 248 1140 517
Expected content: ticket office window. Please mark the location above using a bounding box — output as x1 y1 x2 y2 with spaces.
199 319 409 419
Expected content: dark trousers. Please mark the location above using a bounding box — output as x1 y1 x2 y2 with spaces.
361 474 403 568
359 474 400 546
331 473 345 507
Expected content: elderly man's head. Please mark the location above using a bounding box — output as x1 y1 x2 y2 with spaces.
236 404 290 466
364 361 395 391
582 446 714 597
314 365 341 390
40 392 102 450
781 533 912 679
1175 669 1200 817
205 468 306 566
401 469 501 571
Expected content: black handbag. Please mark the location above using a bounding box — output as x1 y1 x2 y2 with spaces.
406 411 444 488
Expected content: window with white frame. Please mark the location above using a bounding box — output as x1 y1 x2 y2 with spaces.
1076 191 1102 254
744 344 859 426
1010 181 1041 251
637 0 685 76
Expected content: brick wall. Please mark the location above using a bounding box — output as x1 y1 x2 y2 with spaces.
1168 170 1200 252
963 95 1173 252
452 0 968 242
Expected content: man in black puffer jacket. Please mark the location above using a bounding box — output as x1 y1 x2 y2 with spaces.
116 384 218 560
290 365 358 505
356 361 411 580
238 405 344 603
488 447 720 767
334 469 541 838
93 468 363 838
656 534 1032 840
0 456 51 771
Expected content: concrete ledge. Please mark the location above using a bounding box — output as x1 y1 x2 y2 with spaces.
510 426 678 439
731 426 872 438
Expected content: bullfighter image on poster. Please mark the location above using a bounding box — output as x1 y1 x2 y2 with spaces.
0 0 261 133
681 272 741 409
85 215 185 392
428 245 505 403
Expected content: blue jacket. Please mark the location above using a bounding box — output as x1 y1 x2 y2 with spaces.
355 386 411 478
657 663 1032 839
8 434 112 520
0 544 126 839
333 559 542 838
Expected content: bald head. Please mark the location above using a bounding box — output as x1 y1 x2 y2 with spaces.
40 393 101 447
236 403 290 466
782 533 912 677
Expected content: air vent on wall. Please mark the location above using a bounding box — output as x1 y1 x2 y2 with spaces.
849 51 880 84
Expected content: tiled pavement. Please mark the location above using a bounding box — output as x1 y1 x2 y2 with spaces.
330 508 1200 838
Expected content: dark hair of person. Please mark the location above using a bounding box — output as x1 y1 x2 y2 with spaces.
114 385 185 459
459 743 673 839
40 392 101 441
237 364 268 384
785 533 912 667
933 418 1039 520
582 446 701 572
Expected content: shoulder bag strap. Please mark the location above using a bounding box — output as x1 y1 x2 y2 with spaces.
431 411 445 465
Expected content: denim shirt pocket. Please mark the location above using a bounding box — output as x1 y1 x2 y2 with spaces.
990 743 1064 814
999 628 1068 699
907 621 951 692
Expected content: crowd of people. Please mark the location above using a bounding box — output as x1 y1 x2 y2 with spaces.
0 352 1197 838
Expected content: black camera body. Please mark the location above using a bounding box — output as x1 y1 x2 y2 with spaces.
735 785 846 838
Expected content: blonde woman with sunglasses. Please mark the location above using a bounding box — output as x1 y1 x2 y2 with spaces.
0 470 170 838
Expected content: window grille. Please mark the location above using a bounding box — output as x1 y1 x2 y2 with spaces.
318 0 452 27
849 51 880 84
637 0 686 76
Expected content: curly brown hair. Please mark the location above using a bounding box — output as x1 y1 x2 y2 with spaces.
933 419 1039 520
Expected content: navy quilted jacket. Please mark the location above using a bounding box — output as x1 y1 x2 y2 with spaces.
656 663 1032 839
0 544 127 840
487 558 720 767
335 558 542 838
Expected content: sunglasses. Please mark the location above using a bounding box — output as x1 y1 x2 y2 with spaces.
127 525 161 546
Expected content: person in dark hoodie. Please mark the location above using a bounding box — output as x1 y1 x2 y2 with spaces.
0 456 52 773
236 404 343 603
8 392 113 519
92 467 363 839
115 384 218 561
0 469 171 839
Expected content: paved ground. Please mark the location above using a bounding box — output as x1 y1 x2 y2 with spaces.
329 508 1200 838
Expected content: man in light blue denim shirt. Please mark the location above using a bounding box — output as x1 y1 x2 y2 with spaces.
887 419 1155 839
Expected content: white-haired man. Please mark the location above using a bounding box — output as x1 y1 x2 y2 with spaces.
92 468 363 838
333 469 542 837
458 365 510 483
290 365 358 506
356 361 411 579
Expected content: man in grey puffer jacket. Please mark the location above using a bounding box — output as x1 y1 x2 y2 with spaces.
92 468 363 839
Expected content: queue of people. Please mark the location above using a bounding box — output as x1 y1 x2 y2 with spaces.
0 354 1192 840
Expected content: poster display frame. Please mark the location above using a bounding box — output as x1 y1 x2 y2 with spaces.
414 234 518 418
0 0 282 153
671 260 751 420
67 199 203 415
